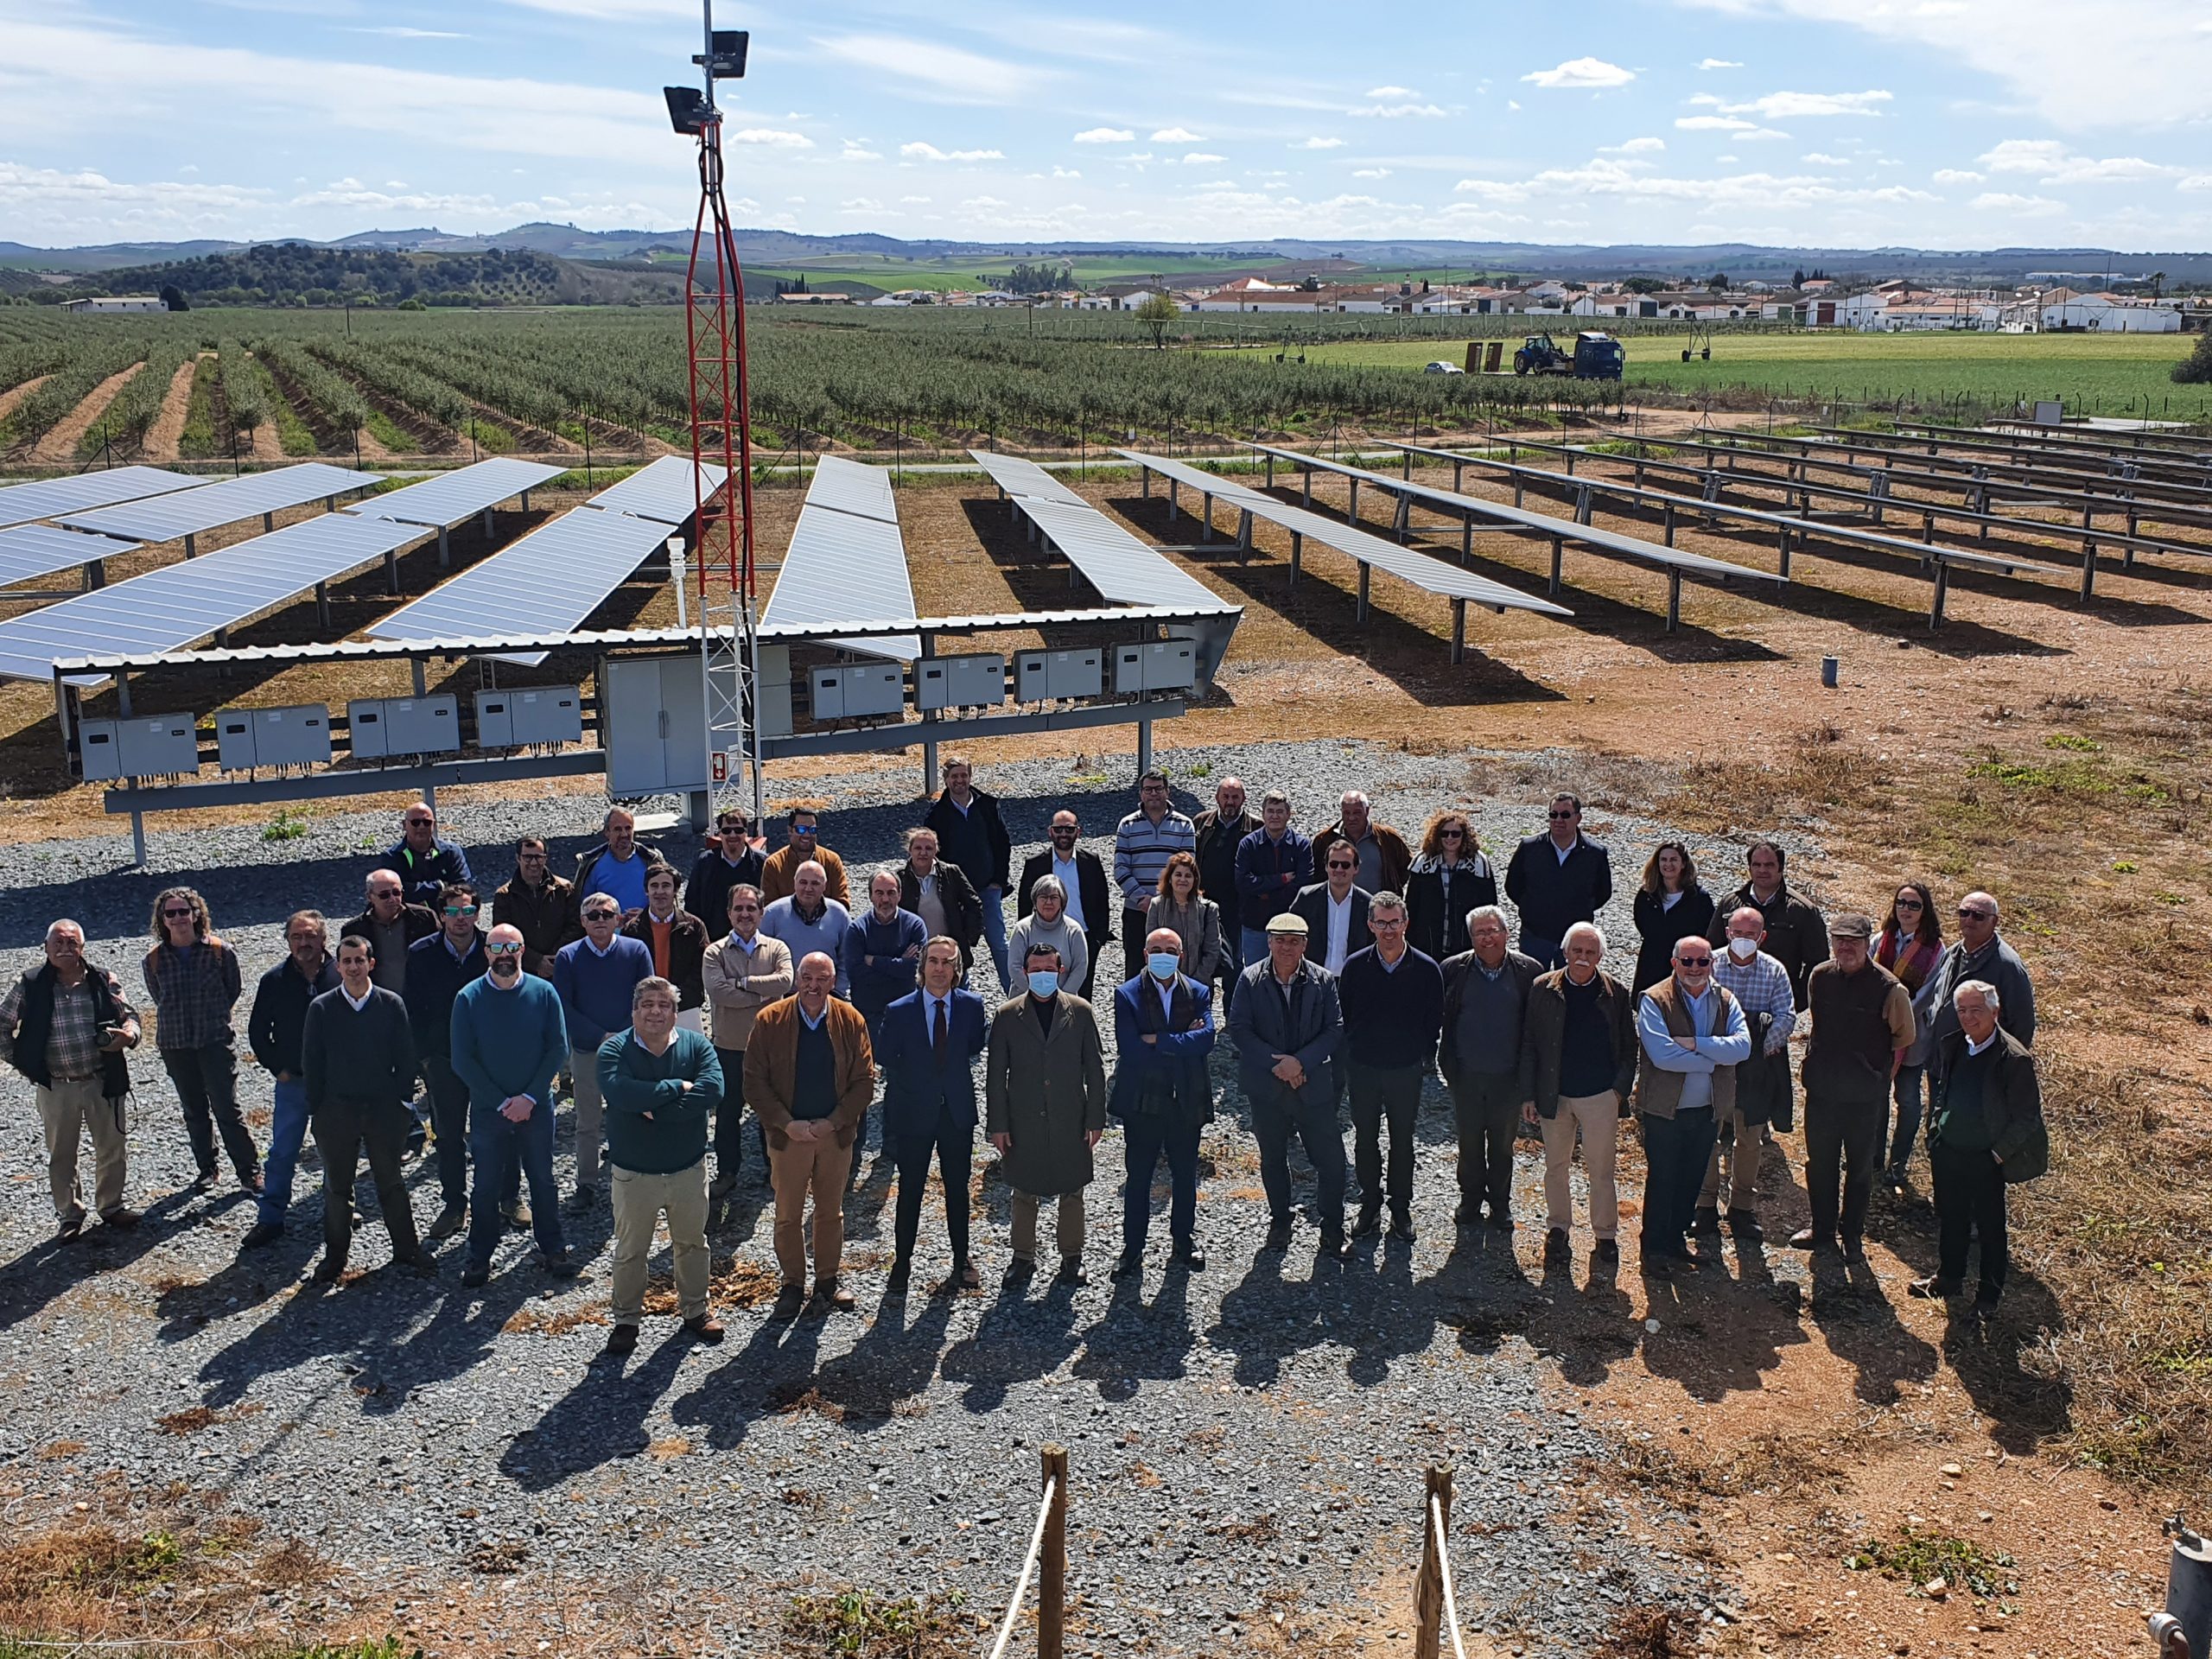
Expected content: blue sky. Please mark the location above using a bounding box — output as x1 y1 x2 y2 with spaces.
2 0 2207 251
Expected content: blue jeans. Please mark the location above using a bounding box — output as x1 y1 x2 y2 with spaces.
1520 932 1566 970
1240 927 1271 976
1122 1112 1202 1255
257 1077 312 1229
1640 1106 1716 1259
1886 1063 1926 1172
466 1098 566 1271
979 887 1013 992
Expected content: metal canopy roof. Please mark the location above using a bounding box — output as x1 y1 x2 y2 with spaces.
0 524 143 590
1116 450 1571 617
346 457 564 530
586 454 729 524
0 512 421 686
969 448 1089 506
365 505 674 666
0 466 206 531
762 457 920 661
58 462 379 543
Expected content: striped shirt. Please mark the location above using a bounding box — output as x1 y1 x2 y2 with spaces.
1112 808 1197 907
1712 948 1796 1055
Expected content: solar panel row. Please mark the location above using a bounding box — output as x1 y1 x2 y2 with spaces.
58 461 379 544
0 466 204 532
586 453 730 524
762 458 920 661
346 457 564 530
0 524 143 592
969 449 1229 613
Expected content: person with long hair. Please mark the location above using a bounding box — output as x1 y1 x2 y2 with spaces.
143 887 260 1198
1404 810 1497 963
1631 842 1714 995
1877 880 1943 1190
1145 851 1224 988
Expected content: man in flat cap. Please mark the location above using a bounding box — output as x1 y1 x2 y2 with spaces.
1226 911 1346 1259
1793 912 1915 1266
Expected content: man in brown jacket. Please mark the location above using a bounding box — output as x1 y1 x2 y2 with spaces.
759 806 851 907
745 950 873 1316
1790 913 1914 1266
492 836 580 979
700 885 793 1200
1310 790 1413 899
1519 922 1639 1264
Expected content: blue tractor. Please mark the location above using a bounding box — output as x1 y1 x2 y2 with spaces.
1511 331 1625 380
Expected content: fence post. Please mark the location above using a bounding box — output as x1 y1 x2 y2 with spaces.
1040 1445 1069 1659
1414 1465 1453 1659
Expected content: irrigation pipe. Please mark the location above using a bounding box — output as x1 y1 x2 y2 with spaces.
985 1472 1058 1659
1430 1493 1469 1659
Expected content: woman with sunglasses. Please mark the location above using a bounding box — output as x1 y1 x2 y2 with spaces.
1876 880 1943 1190
1632 842 1714 995
143 887 261 1198
1404 810 1497 963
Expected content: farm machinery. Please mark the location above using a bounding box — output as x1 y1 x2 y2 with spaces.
1510 331 1625 380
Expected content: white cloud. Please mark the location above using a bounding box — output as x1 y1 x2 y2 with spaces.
962 195 1008 209
347 25 467 38
841 142 883 162
1725 90 1890 119
811 34 1038 105
727 129 812 149
1979 138 2177 184
2182 175 2212 193
1351 102 1448 118
1508 99 1522 111
840 197 881 212
899 194 931 203
1698 57 1742 69
1074 126 1135 143
1607 136 1667 153
1452 177 1528 200
1802 151 1848 166
1351 167 1392 178
900 142 1005 162
1182 152 1224 164
1735 127 1792 141
1522 57 1635 89
1365 86 1421 98
1978 139 2068 173
1676 115 1757 131
1151 127 1204 143
1971 191 2066 215
1932 168 1983 185
1294 137 1345 149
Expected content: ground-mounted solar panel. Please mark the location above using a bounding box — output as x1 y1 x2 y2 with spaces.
1014 495 1229 613
764 459 919 660
57 462 380 544
587 454 729 524
364 505 676 665
0 466 207 531
0 512 421 685
969 449 1088 505
0 524 143 591
346 457 564 529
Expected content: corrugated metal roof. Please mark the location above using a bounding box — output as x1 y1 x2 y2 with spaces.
346 457 564 530
763 458 919 660
58 462 379 543
0 512 420 685
586 454 730 524
365 505 675 666
0 524 142 590
0 466 206 531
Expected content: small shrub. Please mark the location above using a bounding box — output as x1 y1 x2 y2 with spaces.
262 806 310 843
1845 1523 2018 1602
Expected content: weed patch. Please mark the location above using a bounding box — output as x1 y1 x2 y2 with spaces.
1845 1523 2018 1601
782 1588 973 1658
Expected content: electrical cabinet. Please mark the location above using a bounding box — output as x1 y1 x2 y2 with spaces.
1112 639 1198 694
215 704 330 772
347 696 459 760
753 645 793 740
79 715 200 782
915 652 1006 711
810 663 905 720
474 686 582 748
602 654 709 797
1015 647 1103 701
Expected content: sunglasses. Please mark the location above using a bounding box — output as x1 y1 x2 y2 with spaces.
405 818 434 829
162 906 194 918
443 905 479 917
791 824 817 836
1327 861 1356 871
486 942 524 957
583 910 618 923
1676 955 1714 967
1548 810 1576 821
1958 907 1993 921
1894 898 1923 909
1438 829 1465 839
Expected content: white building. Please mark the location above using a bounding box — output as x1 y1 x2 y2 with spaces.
2039 291 2182 333
60 296 166 315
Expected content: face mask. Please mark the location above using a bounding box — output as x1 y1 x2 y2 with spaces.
1727 936 1759 960
1147 952 1180 981
1027 969 1061 998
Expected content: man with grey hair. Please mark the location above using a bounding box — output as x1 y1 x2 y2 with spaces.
1520 921 1638 1262
2 920 142 1238
1791 913 1915 1265
1438 905 1543 1232
1923 891 2036 1076
1699 905 1798 1240
1313 790 1413 899
1336 893 1441 1244
1911 977 2045 1316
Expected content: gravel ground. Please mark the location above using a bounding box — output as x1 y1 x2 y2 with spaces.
0 741 1822 1653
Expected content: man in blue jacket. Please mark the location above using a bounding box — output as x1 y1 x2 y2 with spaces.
552 895 653 1214
875 936 988 1298
1110 926 1217 1280
1503 792 1612 970
1227 912 1346 1259
372 801 473 910
451 925 573 1287
1234 789 1312 969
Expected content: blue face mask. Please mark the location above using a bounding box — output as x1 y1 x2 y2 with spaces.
1027 969 1061 998
1147 952 1180 981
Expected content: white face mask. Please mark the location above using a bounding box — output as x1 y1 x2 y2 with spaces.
1727 935 1759 960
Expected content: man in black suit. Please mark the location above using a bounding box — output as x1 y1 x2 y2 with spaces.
1289 845 1373 977
1017 810 1113 999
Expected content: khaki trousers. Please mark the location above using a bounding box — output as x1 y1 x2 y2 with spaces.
609 1158 710 1325
569 1049 605 1187
1696 1098 1762 1211
37 1077 127 1222
769 1131 852 1287
1010 1187 1086 1265
1539 1090 1620 1241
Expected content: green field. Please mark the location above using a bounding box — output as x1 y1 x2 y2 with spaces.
1297 329 2202 420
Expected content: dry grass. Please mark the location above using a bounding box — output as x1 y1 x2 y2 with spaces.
1595 1431 1842 1509
501 1302 610 1336
0 1513 268 1630
1596 1606 1694 1658
641 1251 785 1316
781 1589 976 1658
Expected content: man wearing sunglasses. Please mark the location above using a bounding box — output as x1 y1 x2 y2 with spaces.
1503 792 1612 971
1290 845 1373 977
553 894 653 1214
1922 891 2036 1078
340 871 437 997
685 808 766 939
372 801 474 912
1634 936 1751 1272
453 924 575 1287
403 882 494 1242
760 807 850 908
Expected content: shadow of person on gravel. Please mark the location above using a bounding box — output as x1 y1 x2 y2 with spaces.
667 1307 826 1452
1522 1244 1642 1390
941 1270 1084 1413
1205 1243 1341 1389
809 1290 958 1430
0 1189 198 1337
1071 1262 1199 1401
499 1331 694 1491
1338 1231 1437 1389
1634 1254 1811 1402
1805 1260 1940 1407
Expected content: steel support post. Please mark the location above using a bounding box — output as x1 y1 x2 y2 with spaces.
1288 531 1301 590
1548 535 1564 595
1449 599 1466 665
1357 561 1370 621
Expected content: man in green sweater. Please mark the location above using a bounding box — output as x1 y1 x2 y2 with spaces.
597 976 726 1357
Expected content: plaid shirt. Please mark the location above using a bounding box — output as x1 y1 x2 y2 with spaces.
0 964 138 1081
142 940 243 1051
1113 808 1197 907
1713 948 1796 1055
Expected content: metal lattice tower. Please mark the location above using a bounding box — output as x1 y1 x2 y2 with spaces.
674 8 762 821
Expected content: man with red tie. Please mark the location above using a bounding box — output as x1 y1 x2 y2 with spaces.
874 936 988 1299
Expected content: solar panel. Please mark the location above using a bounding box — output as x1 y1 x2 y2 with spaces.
0 512 421 685
58 462 379 544
0 466 206 531
1015 496 1229 613
346 457 564 530
0 524 143 591
365 505 675 665
764 459 919 661
586 454 729 524
968 449 1088 506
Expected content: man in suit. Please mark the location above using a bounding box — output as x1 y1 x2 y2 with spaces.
1289 845 1373 976
924 757 1014 992
1192 778 1261 1017
1109 926 1217 1280
1226 912 1347 1259
985 941 1108 1286
1017 810 1113 1000
876 937 988 1298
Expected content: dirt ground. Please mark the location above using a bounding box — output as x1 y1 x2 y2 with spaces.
139 357 200 463
29 361 143 464
0 422 2207 1654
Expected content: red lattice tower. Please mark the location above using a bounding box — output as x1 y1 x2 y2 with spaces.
682 105 757 609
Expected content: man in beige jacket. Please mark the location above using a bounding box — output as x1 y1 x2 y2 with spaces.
701 883 793 1203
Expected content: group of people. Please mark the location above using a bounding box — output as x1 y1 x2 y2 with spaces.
3 765 2048 1357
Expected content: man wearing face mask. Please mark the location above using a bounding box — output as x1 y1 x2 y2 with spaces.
986 943 1108 1287
1635 936 1750 1273
1700 906 1799 1237
1109 926 1217 1279
452 924 574 1288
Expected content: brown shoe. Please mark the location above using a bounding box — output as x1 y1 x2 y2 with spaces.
816 1278 856 1313
99 1206 142 1230
683 1313 726 1344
